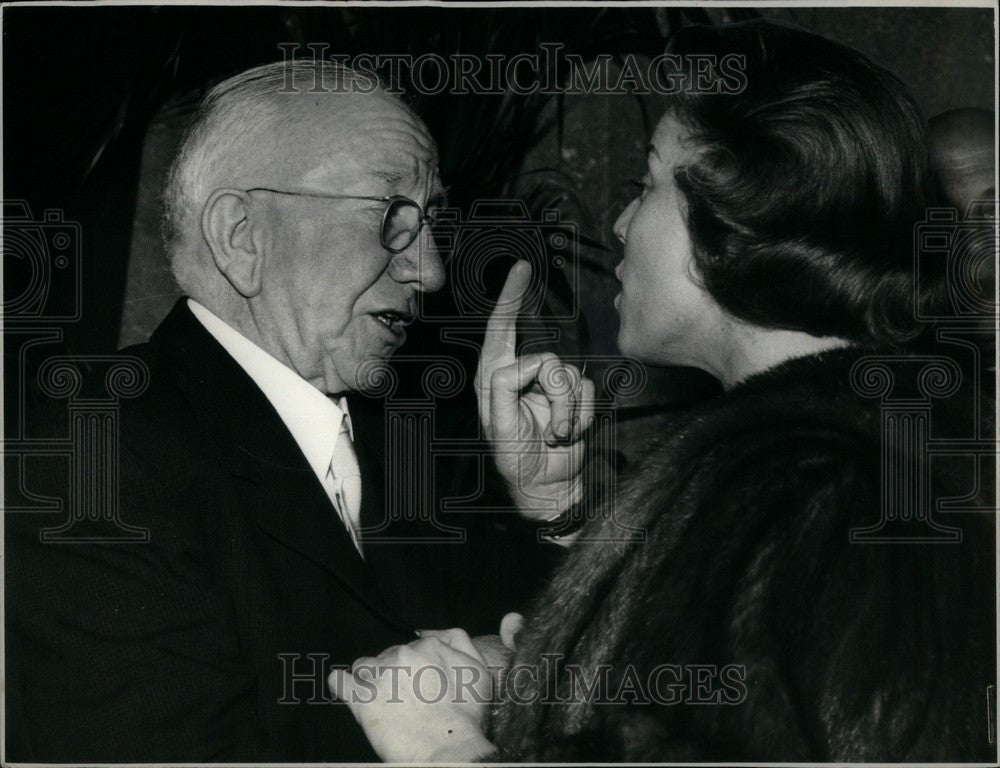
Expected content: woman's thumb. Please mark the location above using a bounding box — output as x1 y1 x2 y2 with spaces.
499 612 524 650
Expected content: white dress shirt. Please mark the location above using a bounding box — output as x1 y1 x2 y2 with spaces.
187 300 362 552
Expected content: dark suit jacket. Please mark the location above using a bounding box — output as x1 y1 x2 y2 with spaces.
5 300 558 762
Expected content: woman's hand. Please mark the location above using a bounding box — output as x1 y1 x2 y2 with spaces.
328 629 496 763
475 261 596 519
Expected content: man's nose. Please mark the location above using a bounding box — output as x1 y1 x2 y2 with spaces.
389 236 446 293
613 199 638 244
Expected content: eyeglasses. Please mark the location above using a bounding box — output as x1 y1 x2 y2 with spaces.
246 187 444 254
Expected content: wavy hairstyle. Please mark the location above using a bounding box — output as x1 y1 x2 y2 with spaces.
666 21 945 345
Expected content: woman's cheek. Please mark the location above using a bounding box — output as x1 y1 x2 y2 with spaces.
616 304 640 356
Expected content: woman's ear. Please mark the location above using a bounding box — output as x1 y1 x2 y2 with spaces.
201 188 263 297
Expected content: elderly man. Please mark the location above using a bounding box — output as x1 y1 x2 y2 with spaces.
6 61 592 762
929 107 996 211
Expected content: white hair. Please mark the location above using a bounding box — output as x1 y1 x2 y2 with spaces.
160 60 384 294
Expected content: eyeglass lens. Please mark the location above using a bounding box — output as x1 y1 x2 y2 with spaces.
382 198 422 252
382 198 456 263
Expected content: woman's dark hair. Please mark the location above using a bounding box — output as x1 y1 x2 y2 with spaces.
665 21 945 345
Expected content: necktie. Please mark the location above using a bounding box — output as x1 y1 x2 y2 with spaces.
328 413 364 557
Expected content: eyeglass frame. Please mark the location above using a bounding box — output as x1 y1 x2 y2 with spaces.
245 186 444 254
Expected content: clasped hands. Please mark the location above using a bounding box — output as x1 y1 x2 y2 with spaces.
328 614 523 763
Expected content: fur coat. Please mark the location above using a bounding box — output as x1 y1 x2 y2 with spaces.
489 347 996 762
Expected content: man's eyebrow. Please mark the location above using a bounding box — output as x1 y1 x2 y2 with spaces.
370 166 447 205
373 169 406 186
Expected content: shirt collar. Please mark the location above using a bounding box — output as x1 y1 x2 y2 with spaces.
187 299 350 479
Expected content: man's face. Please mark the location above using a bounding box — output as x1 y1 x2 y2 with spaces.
249 94 447 394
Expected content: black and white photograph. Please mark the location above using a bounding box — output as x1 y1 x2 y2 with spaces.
2 1 997 764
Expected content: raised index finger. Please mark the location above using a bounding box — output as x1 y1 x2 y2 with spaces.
480 260 532 372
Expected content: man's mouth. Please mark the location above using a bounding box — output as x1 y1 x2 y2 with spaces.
372 309 414 335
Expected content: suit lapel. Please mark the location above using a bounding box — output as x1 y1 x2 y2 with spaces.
149 300 413 634
347 394 388 537
225 443 368 582
346 393 455 629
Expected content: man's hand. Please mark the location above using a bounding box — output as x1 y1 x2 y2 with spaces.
475 261 596 521
329 630 495 763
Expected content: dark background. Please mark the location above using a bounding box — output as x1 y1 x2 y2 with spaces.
3 3 995 459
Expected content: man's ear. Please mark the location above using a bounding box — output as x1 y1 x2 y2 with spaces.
201 188 264 297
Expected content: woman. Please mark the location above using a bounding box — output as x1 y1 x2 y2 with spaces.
330 21 995 762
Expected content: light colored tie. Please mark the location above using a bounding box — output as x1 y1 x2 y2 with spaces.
328 413 363 557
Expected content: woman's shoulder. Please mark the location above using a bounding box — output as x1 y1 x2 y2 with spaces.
637 345 983 489
630 350 881 503
618 351 993 760
632 347 985 573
